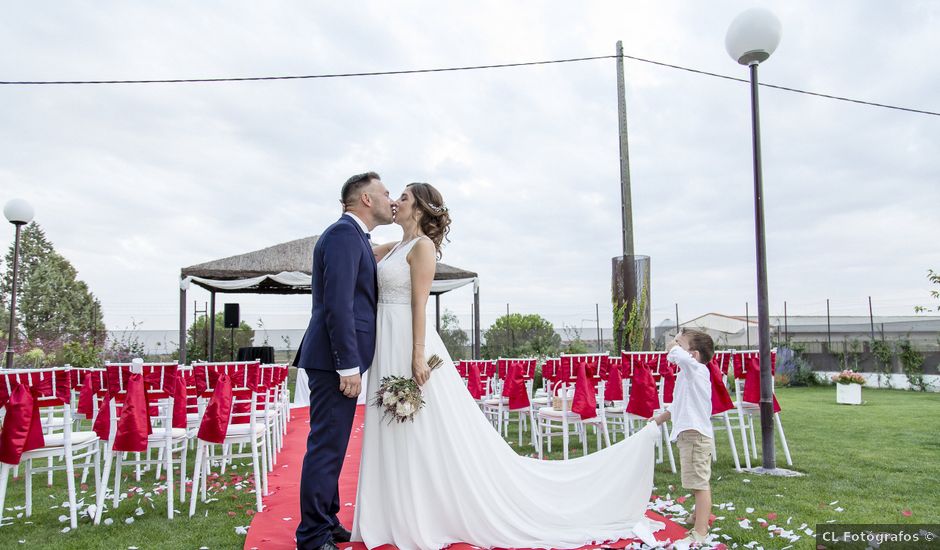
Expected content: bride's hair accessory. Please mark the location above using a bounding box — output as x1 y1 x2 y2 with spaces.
426 202 448 214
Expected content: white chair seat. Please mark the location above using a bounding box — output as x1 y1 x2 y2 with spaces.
531 396 549 405
482 397 508 406
187 413 200 421
41 417 67 428
148 428 188 441
39 431 98 448
537 406 581 419
223 423 266 436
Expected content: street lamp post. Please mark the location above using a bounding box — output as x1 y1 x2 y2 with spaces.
726 8 782 471
4 198 35 369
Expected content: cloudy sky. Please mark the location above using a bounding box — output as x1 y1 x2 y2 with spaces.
1 0 937 338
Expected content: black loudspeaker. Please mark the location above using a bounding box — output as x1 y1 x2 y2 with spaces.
223 303 240 328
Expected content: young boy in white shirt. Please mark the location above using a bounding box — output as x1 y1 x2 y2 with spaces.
654 328 715 545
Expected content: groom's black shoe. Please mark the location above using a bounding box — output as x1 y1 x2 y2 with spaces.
316 542 339 550
331 523 352 543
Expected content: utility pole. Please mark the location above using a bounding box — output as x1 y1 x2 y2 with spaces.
616 40 635 258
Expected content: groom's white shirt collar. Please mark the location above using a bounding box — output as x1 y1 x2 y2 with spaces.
344 212 369 236
337 211 369 379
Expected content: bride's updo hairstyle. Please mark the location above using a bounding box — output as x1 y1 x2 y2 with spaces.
407 182 451 259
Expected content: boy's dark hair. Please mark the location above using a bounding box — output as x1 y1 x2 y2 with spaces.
340 171 380 210
681 328 715 364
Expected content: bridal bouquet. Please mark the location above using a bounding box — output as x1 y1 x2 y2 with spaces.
372 354 444 424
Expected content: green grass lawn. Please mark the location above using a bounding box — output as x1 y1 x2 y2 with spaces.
2 386 938 549
0 428 260 549
506 386 940 548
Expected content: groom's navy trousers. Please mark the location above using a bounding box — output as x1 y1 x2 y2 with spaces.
296 215 377 549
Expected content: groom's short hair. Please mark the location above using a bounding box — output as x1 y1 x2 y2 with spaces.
341 171 381 210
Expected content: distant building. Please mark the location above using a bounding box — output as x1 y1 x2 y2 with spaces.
658 313 940 352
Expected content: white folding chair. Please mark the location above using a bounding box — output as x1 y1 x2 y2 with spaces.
188 362 268 516
0 367 101 530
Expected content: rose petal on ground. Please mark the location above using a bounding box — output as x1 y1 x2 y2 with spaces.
104 518 114 526
902 509 913 517
125 517 135 524
767 512 778 520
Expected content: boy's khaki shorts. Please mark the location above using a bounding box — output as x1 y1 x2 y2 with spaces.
676 431 713 491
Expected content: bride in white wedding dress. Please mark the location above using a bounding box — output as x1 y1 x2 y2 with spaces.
351 183 663 550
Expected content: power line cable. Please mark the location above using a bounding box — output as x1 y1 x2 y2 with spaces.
0 52 935 116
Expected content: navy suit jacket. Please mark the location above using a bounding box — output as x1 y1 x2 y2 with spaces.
296 215 378 374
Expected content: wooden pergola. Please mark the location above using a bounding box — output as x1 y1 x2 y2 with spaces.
178 236 481 363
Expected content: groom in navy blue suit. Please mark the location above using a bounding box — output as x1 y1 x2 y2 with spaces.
296 172 395 550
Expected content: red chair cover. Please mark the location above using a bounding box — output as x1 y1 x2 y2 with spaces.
77 372 97 419
231 389 253 425
467 362 484 399
708 358 735 415
502 364 530 410
93 393 112 441
713 352 733 375
112 374 153 453
0 370 71 407
625 361 659 419
0 384 46 465
197 374 234 444
740 355 781 412
660 363 676 404
570 364 597 420
541 359 560 384
604 359 623 401
172 371 188 429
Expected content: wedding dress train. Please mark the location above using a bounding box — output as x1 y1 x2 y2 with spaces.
351 238 662 549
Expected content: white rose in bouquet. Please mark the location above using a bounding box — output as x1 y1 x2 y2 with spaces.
382 391 396 406
396 401 416 418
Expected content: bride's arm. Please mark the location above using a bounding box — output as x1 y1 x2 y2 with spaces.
372 241 399 263
407 238 437 385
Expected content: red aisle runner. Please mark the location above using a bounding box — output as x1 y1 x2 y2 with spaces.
245 405 686 550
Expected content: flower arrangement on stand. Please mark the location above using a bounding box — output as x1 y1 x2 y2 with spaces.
831 369 865 405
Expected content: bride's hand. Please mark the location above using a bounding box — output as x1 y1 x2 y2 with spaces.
412 355 431 386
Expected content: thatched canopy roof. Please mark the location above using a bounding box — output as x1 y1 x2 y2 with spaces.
180 236 478 295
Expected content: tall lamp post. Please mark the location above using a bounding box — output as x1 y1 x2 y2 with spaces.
3 198 34 369
726 9 782 472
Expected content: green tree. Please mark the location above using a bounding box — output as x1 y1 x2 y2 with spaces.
481 313 560 359
1 222 104 353
187 312 255 361
560 324 589 354
914 269 940 313
439 309 470 360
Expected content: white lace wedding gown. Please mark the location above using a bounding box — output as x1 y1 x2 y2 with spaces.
351 238 663 550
